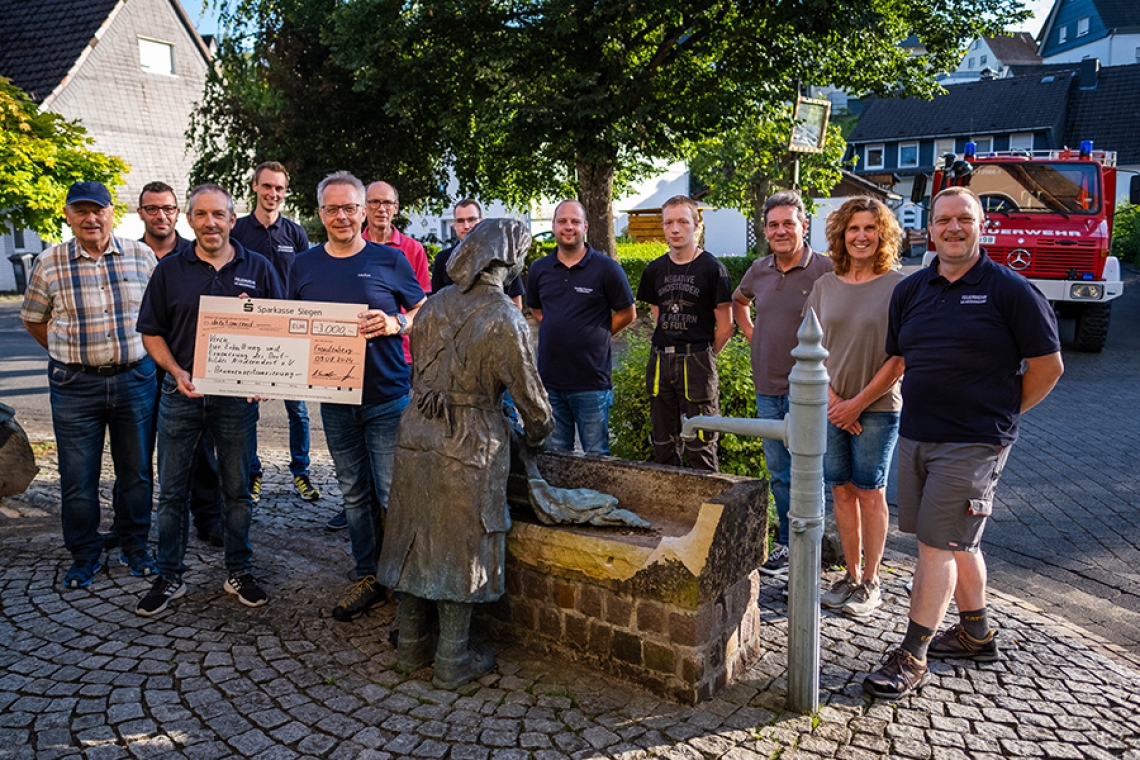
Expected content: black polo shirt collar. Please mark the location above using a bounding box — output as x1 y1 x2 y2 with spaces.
924 250 991 286
552 244 601 270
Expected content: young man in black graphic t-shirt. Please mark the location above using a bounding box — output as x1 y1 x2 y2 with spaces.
636 196 733 471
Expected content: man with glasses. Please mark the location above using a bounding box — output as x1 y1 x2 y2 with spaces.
230 161 317 506
136 183 284 616
137 182 224 548
291 171 426 622
431 198 523 308
22 181 158 590
317 180 432 531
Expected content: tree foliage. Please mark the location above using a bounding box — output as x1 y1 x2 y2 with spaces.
0 78 128 241
688 104 848 246
193 0 1028 249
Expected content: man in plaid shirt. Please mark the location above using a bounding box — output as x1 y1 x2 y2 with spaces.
21 181 159 589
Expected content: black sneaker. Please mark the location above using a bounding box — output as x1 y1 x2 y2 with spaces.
197 522 224 548
225 573 268 607
250 475 262 504
863 648 930 699
137 577 186 617
331 575 386 622
293 475 321 501
326 509 348 530
759 543 789 576
928 624 1000 662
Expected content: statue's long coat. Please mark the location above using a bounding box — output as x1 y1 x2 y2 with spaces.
376 276 552 602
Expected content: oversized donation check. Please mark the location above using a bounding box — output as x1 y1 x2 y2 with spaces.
192 296 368 404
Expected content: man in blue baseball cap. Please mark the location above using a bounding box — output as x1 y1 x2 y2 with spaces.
21 181 160 589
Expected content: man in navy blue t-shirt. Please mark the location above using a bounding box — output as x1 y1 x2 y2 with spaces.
135 184 285 618
291 171 425 623
526 199 635 454
864 187 1063 700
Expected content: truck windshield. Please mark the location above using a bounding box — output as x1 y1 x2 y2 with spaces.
967 162 1100 215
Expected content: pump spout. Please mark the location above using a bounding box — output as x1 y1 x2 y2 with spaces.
680 415 784 443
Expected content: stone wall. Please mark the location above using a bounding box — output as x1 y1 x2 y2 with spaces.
477 452 769 704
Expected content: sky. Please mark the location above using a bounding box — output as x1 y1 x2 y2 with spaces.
181 0 1054 41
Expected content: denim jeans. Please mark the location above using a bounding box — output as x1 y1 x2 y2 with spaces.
824 411 900 491
149 368 221 532
321 394 409 579
251 399 311 477
49 358 156 565
547 389 613 455
155 381 258 580
756 393 792 544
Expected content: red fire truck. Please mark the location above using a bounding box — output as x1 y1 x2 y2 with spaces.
916 141 1139 352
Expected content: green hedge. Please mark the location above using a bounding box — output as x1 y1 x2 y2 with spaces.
611 332 768 479
1112 201 1140 265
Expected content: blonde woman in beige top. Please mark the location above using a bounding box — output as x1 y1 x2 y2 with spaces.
805 197 906 617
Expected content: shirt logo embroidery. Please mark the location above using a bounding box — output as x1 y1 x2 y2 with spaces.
358 273 371 278
234 277 257 289
574 286 593 294
960 294 988 304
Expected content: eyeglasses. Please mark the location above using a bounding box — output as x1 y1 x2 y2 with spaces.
366 199 398 209
140 205 178 216
320 204 362 216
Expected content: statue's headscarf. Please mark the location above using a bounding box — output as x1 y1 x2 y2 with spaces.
446 218 531 293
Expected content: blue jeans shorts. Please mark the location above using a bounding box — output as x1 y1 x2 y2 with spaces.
824 411 900 491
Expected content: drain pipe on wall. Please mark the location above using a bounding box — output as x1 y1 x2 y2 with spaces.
681 310 829 714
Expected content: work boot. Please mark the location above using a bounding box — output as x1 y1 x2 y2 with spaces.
396 595 436 672
432 601 495 689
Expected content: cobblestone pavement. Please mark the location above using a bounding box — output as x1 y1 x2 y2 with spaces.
3 448 1140 760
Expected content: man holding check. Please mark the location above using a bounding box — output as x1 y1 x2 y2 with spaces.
135 183 284 616
291 171 426 623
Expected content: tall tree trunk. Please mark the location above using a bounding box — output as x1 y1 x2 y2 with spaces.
576 159 617 258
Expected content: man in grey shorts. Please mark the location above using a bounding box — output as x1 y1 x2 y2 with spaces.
863 187 1064 699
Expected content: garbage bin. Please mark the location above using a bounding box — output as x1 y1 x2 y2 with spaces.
8 253 35 294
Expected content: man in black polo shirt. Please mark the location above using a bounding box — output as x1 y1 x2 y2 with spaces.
230 161 317 504
637 195 734 472
526 199 635 453
432 198 524 307
135 183 285 617
137 181 224 548
864 187 1063 699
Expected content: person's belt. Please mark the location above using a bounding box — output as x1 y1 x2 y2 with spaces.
63 359 144 377
654 342 710 354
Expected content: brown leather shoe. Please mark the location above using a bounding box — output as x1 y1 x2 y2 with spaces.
863 648 930 699
928 624 1000 662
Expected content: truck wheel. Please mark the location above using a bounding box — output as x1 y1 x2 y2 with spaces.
1073 302 1111 353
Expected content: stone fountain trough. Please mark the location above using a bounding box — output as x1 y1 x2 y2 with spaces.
476 451 769 704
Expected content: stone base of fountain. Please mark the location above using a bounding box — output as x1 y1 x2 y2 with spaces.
477 452 769 704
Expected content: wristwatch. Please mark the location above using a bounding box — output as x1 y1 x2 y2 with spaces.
395 313 408 335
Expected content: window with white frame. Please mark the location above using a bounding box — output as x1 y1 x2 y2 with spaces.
934 138 957 164
973 136 994 154
1058 25 1068 44
1009 133 1034 151
1136 46 1140 63
1077 17 1089 36
898 143 919 168
865 144 885 170
10 224 26 251
968 57 976 69
139 38 174 75
980 55 988 65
